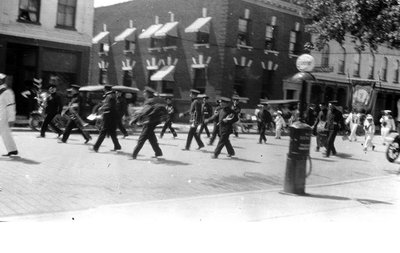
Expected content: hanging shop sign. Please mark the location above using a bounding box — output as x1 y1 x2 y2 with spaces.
296 54 315 72
350 79 377 112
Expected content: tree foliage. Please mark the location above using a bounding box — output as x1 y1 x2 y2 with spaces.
298 0 400 51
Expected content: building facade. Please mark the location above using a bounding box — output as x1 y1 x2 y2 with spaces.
0 0 94 116
91 0 310 110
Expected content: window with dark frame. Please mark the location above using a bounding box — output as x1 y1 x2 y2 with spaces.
150 37 163 48
233 65 246 97
165 35 177 47
147 70 157 89
289 30 298 55
18 0 40 23
338 47 346 74
265 25 277 51
237 18 250 46
162 81 174 94
196 32 209 44
57 0 76 28
321 44 330 67
382 57 388 81
99 43 109 54
125 40 135 52
193 68 206 94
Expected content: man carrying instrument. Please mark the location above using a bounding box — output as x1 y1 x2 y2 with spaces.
38 84 63 138
59 84 91 144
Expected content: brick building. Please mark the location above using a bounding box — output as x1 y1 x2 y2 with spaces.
0 0 94 116
91 0 309 110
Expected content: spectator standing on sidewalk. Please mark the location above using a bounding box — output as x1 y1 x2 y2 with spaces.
257 102 273 144
208 98 222 146
160 95 177 139
60 84 91 144
0 73 18 157
179 89 204 151
324 101 345 157
198 94 212 138
274 110 286 139
92 85 121 152
131 86 164 159
208 97 238 159
38 84 63 138
363 114 376 152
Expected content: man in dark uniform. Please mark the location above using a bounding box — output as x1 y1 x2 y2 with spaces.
231 95 242 137
324 100 345 157
207 97 238 159
160 95 177 138
115 91 129 138
179 89 204 150
59 84 91 144
38 84 63 138
131 86 163 159
92 85 121 152
207 98 222 145
257 102 273 144
198 94 213 138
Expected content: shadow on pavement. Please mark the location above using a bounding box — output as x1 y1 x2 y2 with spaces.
141 158 190 166
158 143 179 147
304 193 393 205
222 157 261 164
383 169 400 175
334 153 368 162
0 156 40 165
310 157 337 162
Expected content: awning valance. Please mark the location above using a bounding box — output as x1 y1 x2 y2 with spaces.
92 31 109 44
139 24 163 39
115 28 136 42
150 66 175 81
154 21 178 37
185 17 212 33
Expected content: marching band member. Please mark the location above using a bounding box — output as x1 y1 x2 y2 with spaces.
160 95 177 138
0 73 18 156
38 84 63 138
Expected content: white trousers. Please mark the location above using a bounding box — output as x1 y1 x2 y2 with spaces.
349 124 358 141
364 134 374 149
0 119 17 153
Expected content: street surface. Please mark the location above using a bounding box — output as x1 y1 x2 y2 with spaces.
0 128 399 222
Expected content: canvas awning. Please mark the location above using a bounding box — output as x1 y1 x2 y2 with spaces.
115 28 136 41
139 24 163 39
150 65 175 81
92 31 109 44
185 17 212 33
154 21 179 37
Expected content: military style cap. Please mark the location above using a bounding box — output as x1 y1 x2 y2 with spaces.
189 89 200 94
197 94 209 99
144 86 156 94
231 95 240 100
366 114 373 120
219 97 231 102
70 84 80 90
0 73 6 80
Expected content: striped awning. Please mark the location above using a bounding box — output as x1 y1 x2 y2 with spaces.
154 21 179 37
115 28 136 41
139 24 163 39
150 66 175 81
185 17 211 33
92 31 109 44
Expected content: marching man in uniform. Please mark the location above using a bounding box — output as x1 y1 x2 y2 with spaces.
0 73 18 156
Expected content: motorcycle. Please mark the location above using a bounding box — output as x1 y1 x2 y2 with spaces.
386 133 400 162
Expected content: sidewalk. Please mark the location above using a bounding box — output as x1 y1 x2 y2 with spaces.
5 174 399 223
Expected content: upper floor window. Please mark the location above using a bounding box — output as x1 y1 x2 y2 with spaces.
353 50 361 77
289 31 298 55
18 0 40 23
394 60 400 83
321 44 330 67
57 0 77 28
381 57 388 81
265 25 277 51
237 18 250 46
338 46 346 74
368 52 375 79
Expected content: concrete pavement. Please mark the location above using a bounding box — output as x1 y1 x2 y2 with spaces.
1 127 399 223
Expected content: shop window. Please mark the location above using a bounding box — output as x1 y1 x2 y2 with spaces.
382 57 388 81
338 46 346 74
18 0 40 23
57 0 76 28
193 68 206 94
233 65 246 97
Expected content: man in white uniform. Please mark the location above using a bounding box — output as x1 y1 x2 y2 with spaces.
0 73 18 156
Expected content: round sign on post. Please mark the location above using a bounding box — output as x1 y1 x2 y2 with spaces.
296 54 315 72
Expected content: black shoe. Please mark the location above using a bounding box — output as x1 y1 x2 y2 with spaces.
132 154 137 159
36 135 45 138
197 145 205 150
2 150 18 156
372 145 375 151
227 154 235 158
111 147 121 151
181 148 190 151
159 133 164 139
211 155 218 159
58 140 66 144
84 138 90 144
91 147 98 152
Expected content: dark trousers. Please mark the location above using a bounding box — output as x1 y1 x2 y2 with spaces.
161 119 177 137
93 114 121 151
214 132 234 157
132 124 162 157
40 113 63 137
326 129 338 156
117 117 128 136
198 122 210 137
209 122 219 145
62 118 91 142
259 124 267 143
185 125 204 149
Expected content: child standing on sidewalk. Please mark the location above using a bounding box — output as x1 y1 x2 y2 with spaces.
274 110 286 139
363 114 375 152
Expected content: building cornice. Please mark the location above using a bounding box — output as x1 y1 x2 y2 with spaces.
242 0 304 17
